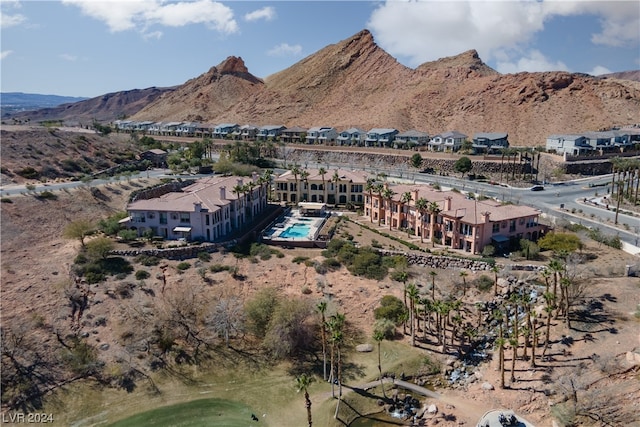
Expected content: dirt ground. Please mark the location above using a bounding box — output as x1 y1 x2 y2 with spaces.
1 178 639 426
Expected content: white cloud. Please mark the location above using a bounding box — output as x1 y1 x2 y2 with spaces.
244 6 275 22
1 50 14 60
59 53 78 62
589 65 612 76
496 50 569 74
63 0 238 35
1 0 26 28
367 0 639 71
143 30 163 41
267 43 302 57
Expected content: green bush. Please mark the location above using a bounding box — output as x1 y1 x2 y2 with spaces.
474 275 494 292
322 258 341 271
35 191 57 200
374 295 408 325
210 264 231 273
135 254 160 266
197 251 212 262
135 270 150 280
292 256 309 264
1 198 13 203
176 262 191 271
118 229 138 242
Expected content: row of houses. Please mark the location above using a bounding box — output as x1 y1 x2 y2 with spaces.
123 168 544 255
546 130 640 156
114 120 509 153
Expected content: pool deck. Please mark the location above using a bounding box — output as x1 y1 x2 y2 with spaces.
262 210 327 242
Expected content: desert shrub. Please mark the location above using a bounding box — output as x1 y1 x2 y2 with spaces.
481 245 495 257
176 262 191 271
475 275 494 293
35 191 57 200
210 264 231 273
118 229 138 242
135 254 160 266
197 251 211 262
1 198 13 203
292 256 309 264
16 166 39 179
116 282 134 299
135 270 150 280
322 257 341 271
245 287 279 337
98 212 129 236
374 295 408 325
373 318 397 339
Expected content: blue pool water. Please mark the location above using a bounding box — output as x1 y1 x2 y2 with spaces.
280 222 311 238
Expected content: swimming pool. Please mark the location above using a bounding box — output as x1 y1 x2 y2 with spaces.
279 222 311 238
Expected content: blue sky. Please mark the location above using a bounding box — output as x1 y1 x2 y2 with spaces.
1 0 639 98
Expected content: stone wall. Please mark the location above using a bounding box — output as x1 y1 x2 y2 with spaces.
130 179 195 202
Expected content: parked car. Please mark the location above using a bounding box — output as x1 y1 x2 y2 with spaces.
531 185 544 191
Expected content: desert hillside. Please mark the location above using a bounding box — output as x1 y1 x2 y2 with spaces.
6 30 640 146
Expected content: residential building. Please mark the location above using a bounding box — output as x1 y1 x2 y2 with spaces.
176 122 198 137
546 134 594 155
213 123 239 139
125 174 269 242
257 125 287 141
274 168 369 205
472 132 509 153
139 149 167 168
337 128 367 146
364 183 544 254
159 122 183 136
280 126 308 144
394 130 429 149
429 131 468 152
306 127 338 145
365 128 399 147
233 124 259 141
194 123 214 138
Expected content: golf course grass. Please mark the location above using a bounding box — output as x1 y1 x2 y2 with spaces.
107 398 258 427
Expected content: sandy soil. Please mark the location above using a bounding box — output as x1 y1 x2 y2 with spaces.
1 179 639 426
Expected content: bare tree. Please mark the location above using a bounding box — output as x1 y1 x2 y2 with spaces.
209 296 244 348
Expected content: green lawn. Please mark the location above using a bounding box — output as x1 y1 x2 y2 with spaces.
107 398 258 427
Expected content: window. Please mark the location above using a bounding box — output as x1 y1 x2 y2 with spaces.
509 220 516 232
159 212 167 224
180 213 190 224
205 215 210 226
492 223 500 233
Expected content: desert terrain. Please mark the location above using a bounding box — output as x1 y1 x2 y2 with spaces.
1 167 639 426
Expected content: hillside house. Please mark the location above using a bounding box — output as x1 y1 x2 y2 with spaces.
232 125 259 141
337 128 367 146
429 131 467 152
139 149 167 168
124 174 269 242
213 123 239 139
365 128 398 147
472 132 509 154
394 130 429 149
257 125 287 141
280 126 308 144
364 183 544 254
306 127 338 145
546 134 594 155
274 168 368 205
176 122 198 137
194 123 214 138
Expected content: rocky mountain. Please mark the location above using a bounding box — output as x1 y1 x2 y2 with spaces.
132 29 639 146
6 87 174 125
7 29 639 146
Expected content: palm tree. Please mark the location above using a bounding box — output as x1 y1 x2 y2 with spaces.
291 165 301 204
374 183 385 226
300 169 310 202
429 271 437 301
491 265 500 296
406 283 419 346
531 318 539 368
509 337 518 384
428 201 441 247
542 291 555 356
295 373 315 427
365 178 376 222
317 301 328 381
373 329 387 398
494 311 506 389
332 170 340 206
318 167 327 203
262 169 274 201
327 313 345 399
400 191 413 235
381 187 396 230
414 197 429 242
459 270 469 296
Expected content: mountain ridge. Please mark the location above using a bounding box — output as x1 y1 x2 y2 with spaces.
7 29 640 146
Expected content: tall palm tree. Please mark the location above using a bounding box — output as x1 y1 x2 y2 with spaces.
365 178 376 222
381 187 396 230
332 170 340 206
491 265 500 296
400 191 413 235
406 283 419 346
262 169 274 201
300 169 310 202
317 301 328 381
374 183 385 226
509 337 518 384
318 167 327 203
429 271 437 301
428 201 441 247
542 291 555 356
327 313 345 399
494 311 506 389
291 165 301 204
459 270 469 296
295 373 315 427
414 197 429 242
373 329 387 398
